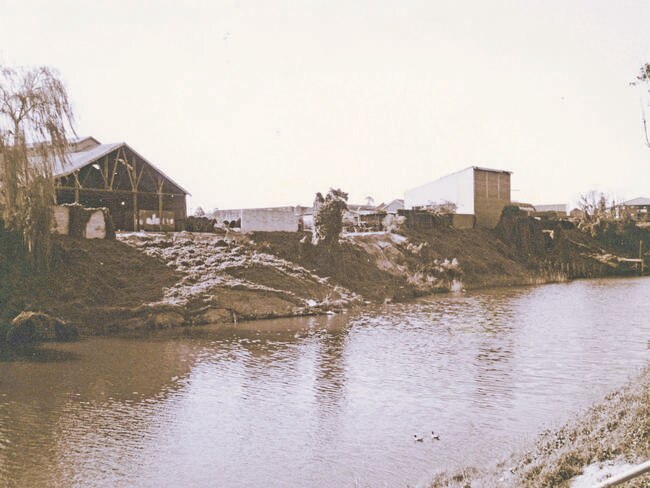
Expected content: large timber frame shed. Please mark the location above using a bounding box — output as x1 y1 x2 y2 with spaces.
53 137 189 231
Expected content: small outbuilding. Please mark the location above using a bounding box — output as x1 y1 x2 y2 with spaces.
52 137 189 231
378 199 405 214
614 197 650 221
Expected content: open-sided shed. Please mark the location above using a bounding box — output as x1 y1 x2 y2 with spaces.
53 137 189 231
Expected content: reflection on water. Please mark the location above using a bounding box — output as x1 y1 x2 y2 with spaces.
1 277 649 487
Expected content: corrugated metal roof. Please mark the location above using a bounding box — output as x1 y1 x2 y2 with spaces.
51 142 123 177
46 139 190 195
622 197 650 206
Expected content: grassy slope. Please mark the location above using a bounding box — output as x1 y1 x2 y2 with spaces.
1 232 361 338
0 235 179 333
250 231 420 302
251 227 562 301
399 227 536 289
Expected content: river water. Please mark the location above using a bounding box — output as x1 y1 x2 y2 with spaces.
1 277 649 488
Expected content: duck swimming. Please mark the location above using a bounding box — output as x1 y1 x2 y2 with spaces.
431 431 440 440
413 434 424 442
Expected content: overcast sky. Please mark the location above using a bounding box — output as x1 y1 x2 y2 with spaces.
2 0 650 211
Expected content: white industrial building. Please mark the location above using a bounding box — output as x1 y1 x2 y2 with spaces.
404 166 512 228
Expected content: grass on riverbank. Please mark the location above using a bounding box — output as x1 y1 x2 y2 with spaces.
0 233 179 336
428 365 650 487
250 231 421 302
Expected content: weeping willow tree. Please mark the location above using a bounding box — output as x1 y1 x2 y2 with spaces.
0 66 75 269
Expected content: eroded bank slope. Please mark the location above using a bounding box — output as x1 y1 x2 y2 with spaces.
1 212 644 340
251 214 640 302
0 232 359 339
117 232 358 323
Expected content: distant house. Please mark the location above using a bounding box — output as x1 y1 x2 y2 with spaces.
342 204 387 232
534 204 568 217
52 136 189 231
378 199 404 214
404 166 512 228
614 197 650 221
345 204 382 216
569 208 585 220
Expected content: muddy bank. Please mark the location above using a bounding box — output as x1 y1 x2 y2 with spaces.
1 212 644 341
251 214 641 302
117 232 358 321
427 364 650 487
0 230 360 340
0 233 180 338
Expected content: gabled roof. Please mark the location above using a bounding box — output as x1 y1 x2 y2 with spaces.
66 135 101 148
378 198 404 210
470 165 512 174
622 197 650 206
48 137 190 195
52 142 122 177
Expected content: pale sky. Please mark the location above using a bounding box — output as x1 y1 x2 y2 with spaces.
2 0 650 212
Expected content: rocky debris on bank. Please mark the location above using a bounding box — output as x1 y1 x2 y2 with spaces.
118 232 360 325
4 311 78 345
342 232 464 294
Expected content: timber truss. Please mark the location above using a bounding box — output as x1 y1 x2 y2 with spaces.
55 144 186 230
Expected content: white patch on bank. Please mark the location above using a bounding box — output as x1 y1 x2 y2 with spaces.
570 461 638 487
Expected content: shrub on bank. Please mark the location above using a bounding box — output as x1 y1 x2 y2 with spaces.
5 311 78 345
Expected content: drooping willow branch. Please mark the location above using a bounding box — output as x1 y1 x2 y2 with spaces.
0 65 76 269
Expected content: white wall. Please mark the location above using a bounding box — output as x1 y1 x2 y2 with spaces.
85 210 107 239
404 167 474 214
214 207 300 232
51 205 109 239
213 209 243 223
241 207 299 232
302 214 314 230
52 206 70 235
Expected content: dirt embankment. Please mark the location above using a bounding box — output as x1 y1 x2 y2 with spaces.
0 233 180 337
250 231 424 302
252 228 542 300
117 232 357 321
251 214 643 302
0 231 359 339
2 212 644 340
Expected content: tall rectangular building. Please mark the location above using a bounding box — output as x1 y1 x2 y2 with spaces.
404 166 512 228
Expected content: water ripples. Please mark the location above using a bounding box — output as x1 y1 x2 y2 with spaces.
1 278 649 487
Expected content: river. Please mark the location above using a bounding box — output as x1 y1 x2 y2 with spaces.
1 277 649 487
